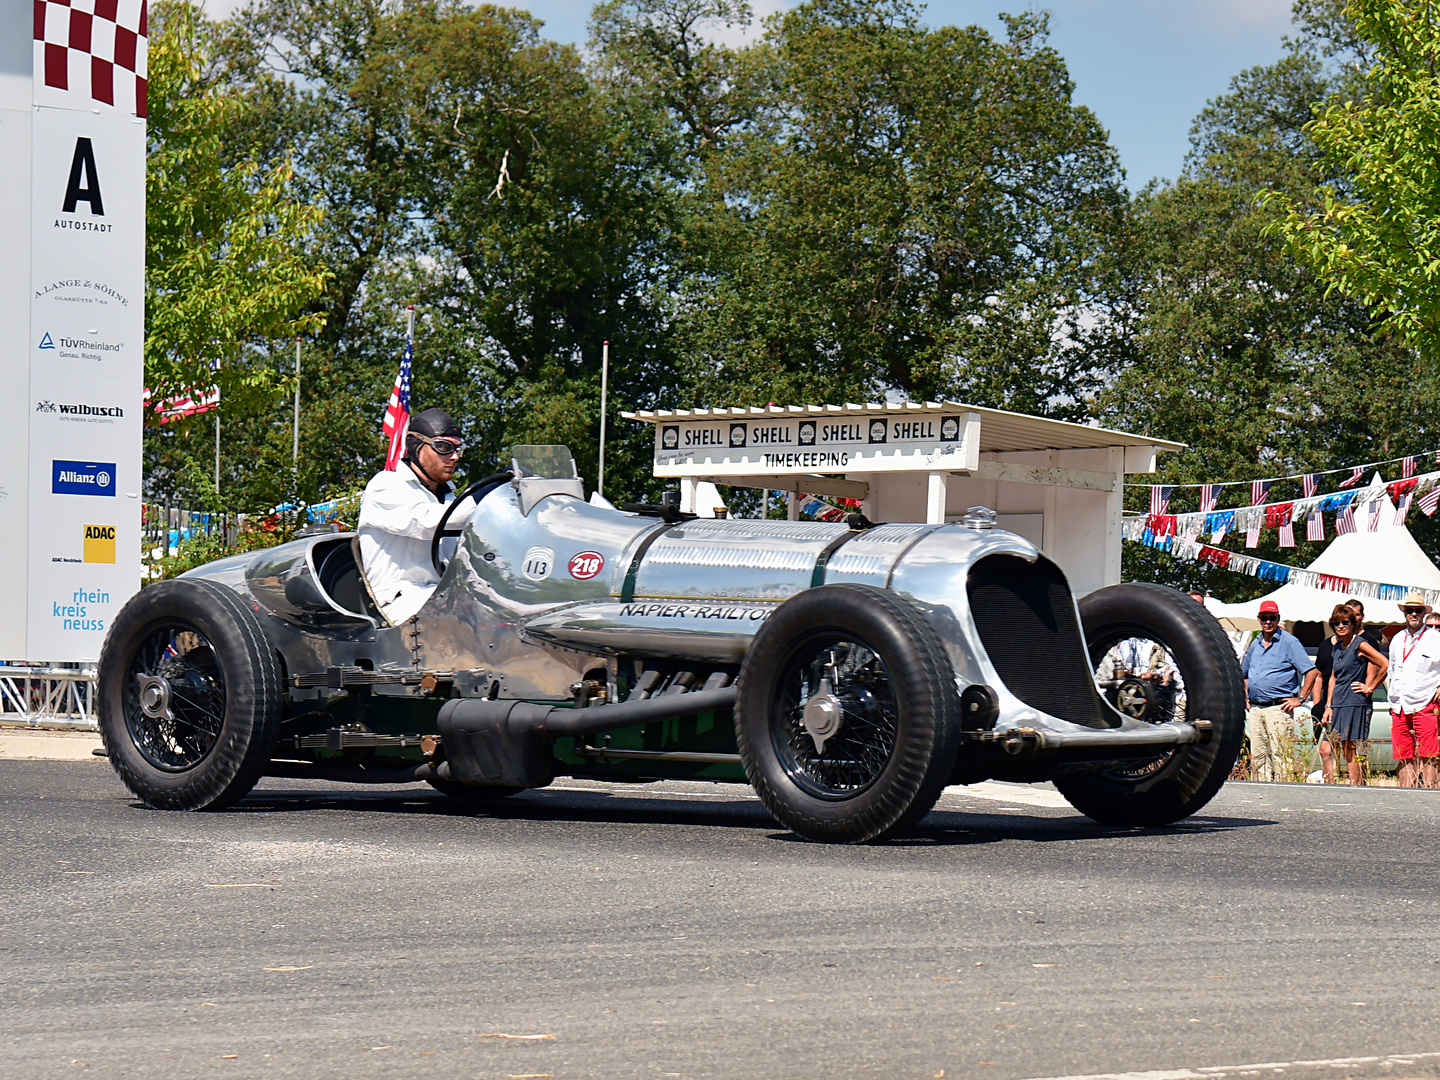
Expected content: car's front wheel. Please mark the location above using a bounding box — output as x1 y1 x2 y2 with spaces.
97 578 283 810
1056 583 1244 826
736 584 962 843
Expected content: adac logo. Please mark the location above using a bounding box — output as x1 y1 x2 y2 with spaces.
52 460 116 497
38 333 55 350
83 525 116 564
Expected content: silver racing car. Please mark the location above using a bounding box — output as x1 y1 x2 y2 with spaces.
97 446 1243 843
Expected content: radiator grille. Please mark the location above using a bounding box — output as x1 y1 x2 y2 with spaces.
966 554 1108 728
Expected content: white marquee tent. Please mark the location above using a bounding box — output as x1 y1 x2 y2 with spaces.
1207 481 1440 626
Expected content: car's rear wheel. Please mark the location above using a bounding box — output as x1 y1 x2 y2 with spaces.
1056 583 1244 825
736 584 962 843
98 579 282 810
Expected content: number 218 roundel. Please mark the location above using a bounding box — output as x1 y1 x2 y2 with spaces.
568 551 604 580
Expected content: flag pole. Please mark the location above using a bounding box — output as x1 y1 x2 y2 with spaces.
598 340 609 497
293 336 302 465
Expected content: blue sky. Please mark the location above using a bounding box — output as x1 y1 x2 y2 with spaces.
209 0 1299 189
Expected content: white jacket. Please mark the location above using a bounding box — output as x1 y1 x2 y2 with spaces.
357 464 474 624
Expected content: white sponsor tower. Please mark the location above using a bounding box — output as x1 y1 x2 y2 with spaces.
0 1 146 661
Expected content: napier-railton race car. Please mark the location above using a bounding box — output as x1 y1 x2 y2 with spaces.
97 446 1245 843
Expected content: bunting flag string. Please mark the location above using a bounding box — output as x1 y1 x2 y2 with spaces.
1121 518 1440 608
1125 448 1440 495
1132 468 1440 546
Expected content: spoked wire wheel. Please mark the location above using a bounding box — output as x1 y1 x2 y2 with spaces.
98 579 282 810
771 635 900 800
123 623 226 771
737 584 961 843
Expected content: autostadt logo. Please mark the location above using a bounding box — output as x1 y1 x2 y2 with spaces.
52 460 116 496
36 399 124 423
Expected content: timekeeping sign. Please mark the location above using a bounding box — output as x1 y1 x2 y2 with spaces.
653 411 981 477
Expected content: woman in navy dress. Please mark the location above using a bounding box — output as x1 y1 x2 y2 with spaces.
1323 603 1389 785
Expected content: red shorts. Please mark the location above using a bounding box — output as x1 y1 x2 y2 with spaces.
1392 702 1440 760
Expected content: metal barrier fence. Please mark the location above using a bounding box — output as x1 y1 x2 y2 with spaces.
142 504 241 558
0 666 97 728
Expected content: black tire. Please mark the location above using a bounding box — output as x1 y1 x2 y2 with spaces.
426 778 523 800
97 579 283 810
1056 583 1244 826
736 584 962 843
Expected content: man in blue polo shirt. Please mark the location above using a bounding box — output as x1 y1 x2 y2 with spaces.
1241 599 1315 781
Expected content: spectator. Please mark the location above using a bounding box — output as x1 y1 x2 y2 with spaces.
1241 600 1315 782
1344 598 1385 651
1387 593 1440 789
1323 603 1388 786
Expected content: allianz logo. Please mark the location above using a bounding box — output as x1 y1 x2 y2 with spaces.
35 401 123 417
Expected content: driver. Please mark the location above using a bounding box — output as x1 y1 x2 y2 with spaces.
357 407 473 624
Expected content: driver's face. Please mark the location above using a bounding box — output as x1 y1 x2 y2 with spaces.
418 441 460 484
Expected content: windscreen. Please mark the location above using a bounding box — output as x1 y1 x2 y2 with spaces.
511 445 577 479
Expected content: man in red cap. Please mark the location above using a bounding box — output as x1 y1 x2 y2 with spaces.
1240 600 1315 781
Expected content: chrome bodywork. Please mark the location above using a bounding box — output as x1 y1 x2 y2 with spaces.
182 475 1202 760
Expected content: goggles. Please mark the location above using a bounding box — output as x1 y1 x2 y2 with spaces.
414 434 464 458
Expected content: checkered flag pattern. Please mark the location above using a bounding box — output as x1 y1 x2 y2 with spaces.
33 0 149 117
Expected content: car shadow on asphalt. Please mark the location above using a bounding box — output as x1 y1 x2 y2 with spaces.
216 785 1276 846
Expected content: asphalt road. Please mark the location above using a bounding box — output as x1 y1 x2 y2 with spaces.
5 761 1440 1080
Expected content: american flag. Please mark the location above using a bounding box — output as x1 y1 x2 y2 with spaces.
1149 485 1174 515
1422 486 1440 517
1245 524 1260 548
1338 467 1364 488
1200 484 1219 514
1278 521 1295 548
1404 455 1419 478
1396 492 1414 524
382 335 413 472
1251 479 1270 506
1368 500 1383 531
1336 503 1356 534
1307 510 1325 541
1302 473 1318 497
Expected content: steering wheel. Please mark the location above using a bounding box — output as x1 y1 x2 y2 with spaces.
431 471 514 576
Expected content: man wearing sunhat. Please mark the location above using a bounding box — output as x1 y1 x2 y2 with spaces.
1241 600 1315 782
357 407 471 624
1388 592 1440 788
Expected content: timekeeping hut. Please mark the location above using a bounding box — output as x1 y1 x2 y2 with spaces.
623 402 1182 597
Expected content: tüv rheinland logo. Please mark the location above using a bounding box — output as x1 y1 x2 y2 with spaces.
52 461 116 496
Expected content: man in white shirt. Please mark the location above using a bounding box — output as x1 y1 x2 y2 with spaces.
357 408 475 624
1387 591 1440 788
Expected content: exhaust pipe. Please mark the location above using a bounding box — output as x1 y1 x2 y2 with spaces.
437 686 738 788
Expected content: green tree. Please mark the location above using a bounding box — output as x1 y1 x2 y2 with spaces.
676 0 1125 414
144 1 329 509
1264 0 1440 360
1097 4 1440 596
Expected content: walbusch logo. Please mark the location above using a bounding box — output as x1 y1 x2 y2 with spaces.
36 400 124 418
